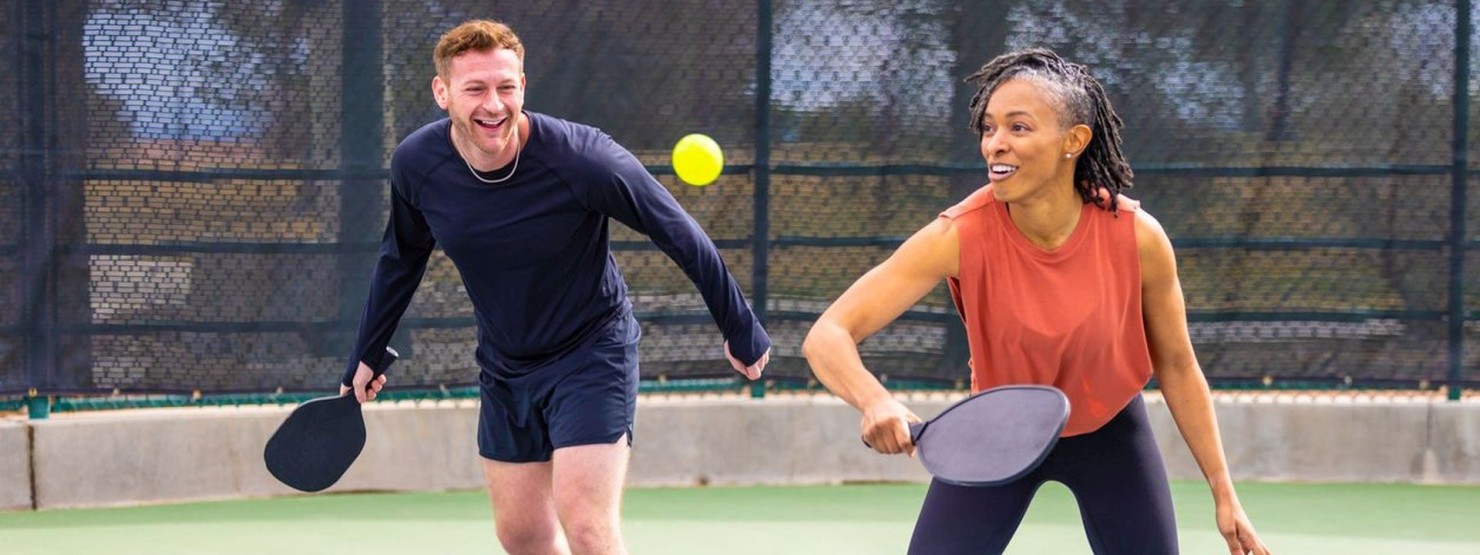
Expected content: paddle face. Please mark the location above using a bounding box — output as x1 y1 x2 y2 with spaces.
263 347 397 492
264 394 367 492
910 385 1069 487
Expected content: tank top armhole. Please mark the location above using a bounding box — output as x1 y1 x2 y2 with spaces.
940 187 994 300
1117 207 1144 283
941 207 984 312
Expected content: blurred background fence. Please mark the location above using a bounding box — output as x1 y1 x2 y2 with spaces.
1 0 1477 405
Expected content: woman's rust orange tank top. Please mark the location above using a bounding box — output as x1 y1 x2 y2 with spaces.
941 185 1153 436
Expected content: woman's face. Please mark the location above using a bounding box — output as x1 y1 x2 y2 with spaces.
979 78 1086 203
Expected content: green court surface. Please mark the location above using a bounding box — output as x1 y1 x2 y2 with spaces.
2 481 1477 554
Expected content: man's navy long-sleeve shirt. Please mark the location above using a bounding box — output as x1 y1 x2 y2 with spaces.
343 112 768 384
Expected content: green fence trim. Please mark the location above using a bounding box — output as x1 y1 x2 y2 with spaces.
28 379 744 413
0 392 52 419
1168 379 1459 392
769 377 962 393
643 377 747 394
9 376 1469 415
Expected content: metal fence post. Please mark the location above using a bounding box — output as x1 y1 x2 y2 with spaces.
750 0 773 399
1449 0 1472 401
18 0 54 399
333 0 387 358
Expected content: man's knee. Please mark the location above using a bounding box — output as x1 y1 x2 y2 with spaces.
496 519 566 555
553 486 622 552
559 514 620 553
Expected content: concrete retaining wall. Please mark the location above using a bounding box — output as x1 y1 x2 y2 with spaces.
630 396 940 486
0 421 30 511
3 394 1477 511
1148 398 1444 483
24 403 482 509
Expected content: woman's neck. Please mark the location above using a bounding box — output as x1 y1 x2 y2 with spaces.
1005 185 1081 250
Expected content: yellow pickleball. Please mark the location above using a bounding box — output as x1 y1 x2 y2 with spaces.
672 133 724 186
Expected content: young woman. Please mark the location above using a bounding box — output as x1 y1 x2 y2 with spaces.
802 49 1270 555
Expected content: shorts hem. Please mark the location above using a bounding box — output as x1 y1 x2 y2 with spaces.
478 451 553 464
550 427 632 450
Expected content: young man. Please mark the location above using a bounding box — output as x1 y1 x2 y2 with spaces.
339 19 770 555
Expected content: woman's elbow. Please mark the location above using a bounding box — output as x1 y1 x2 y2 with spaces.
800 324 825 365
801 319 843 366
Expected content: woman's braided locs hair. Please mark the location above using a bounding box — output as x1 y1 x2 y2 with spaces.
965 48 1134 212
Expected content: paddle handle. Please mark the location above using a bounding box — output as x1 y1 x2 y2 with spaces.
347 346 399 398
860 420 928 449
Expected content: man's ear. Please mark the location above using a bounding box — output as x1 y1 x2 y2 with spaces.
432 75 449 110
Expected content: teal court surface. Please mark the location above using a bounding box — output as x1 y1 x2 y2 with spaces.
3 481 1478 554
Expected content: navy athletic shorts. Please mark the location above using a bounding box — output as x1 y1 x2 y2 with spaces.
907 395 1179 554
476 312 641 463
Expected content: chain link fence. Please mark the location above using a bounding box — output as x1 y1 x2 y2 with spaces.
1 0 1476 398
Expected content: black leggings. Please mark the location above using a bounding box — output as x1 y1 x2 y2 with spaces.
907 395 1178 555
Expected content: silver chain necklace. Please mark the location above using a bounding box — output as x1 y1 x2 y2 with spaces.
463 129 520 184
